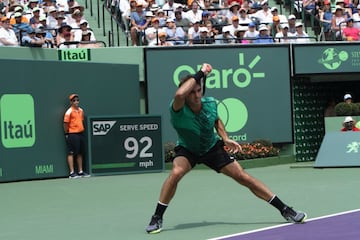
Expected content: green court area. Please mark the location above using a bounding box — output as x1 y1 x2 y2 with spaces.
0 163 358 240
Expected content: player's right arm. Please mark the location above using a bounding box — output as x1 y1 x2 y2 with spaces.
172 63 212 112
172 76 197 112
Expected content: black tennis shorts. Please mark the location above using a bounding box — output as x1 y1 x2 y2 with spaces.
174 140 235 173
66 133 86 156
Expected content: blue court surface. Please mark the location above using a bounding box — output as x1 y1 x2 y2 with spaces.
209 209 360 240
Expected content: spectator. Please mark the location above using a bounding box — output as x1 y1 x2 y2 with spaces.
187 19 201 45
342 18 360 40
69 9 85 28
217 0 230 23
63 93 90 179
352 5 360 29
275 23 294 42
336 0 353 18
344 93 352 103
0 16 19 46
238 7 252 25
25 0 44 20
319 0 334 40
253 23 273 43
22 27 46 47
303 0 316 15
162 0 181 16
55 13 67 30
252 0 273 24
226 1 240 24
193 26 215 44
46 6 58 29
163 18 185 45
37 24 55 47
123 0 137 26
270 15 281 38
227 15 241 37
243 21 258 42
341 116 360 131
204 0 215 9
270 6 287 23
234 25 249 43
184 1 203 23
56 23 75 48
205 20 218 38
163 17 186 45
77 30 100 48
174 9 191 33
215 25 236 44
294 22 310 42
9 5 29 25
29 7 42 29
331 5 347 40
74 19 95 42
287 14 296 34
130 2 150 46
145 17 162 46
155 9 167 27
69 2 85 15
11 12 32 40
157 30 173 45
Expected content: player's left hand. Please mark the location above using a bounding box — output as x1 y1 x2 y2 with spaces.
223 139 242 153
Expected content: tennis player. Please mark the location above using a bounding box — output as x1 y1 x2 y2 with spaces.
145 63 306 234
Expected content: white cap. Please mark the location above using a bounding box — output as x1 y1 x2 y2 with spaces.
200 27 209 32
80 19 88 25
270 6 278 11
166 18 175 23
145 11 154 17
288 14 296 20
222 26 230 33
295 22 303 27
258 24 268 31
344 94 352 100
281 23 289 29
48 6 57 12
344 116 354 123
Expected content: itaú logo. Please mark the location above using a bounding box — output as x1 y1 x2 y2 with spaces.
0 94 36 148
172 53 265 90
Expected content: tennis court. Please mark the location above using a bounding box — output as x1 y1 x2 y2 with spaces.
0 163 358 240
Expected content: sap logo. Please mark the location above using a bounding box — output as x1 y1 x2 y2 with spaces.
92 121 116 135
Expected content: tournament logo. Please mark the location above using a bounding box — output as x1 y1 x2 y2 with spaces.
318 48 349 70
0 94 36 148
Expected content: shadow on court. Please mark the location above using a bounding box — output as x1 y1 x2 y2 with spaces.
171 221 283 231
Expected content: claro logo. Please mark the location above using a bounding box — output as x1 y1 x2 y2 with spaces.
0 94 36 148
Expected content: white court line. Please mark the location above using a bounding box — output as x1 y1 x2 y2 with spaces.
208 209 360 240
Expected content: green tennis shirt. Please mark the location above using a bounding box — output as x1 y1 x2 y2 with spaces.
170 97 220 156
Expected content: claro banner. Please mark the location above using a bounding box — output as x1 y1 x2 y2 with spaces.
145 45 293 144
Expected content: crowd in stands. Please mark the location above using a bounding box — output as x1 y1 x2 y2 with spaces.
313 0 360 40
111 0 360 46
0 0 100 48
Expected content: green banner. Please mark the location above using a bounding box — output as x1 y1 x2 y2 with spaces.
293 43 360 74
145 46 293 144
0 60 139 182
88 115 163 175
315 131 360 167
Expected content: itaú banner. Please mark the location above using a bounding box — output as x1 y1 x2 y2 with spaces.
145 45 293 144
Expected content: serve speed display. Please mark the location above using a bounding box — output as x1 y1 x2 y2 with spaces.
88 115 164 175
